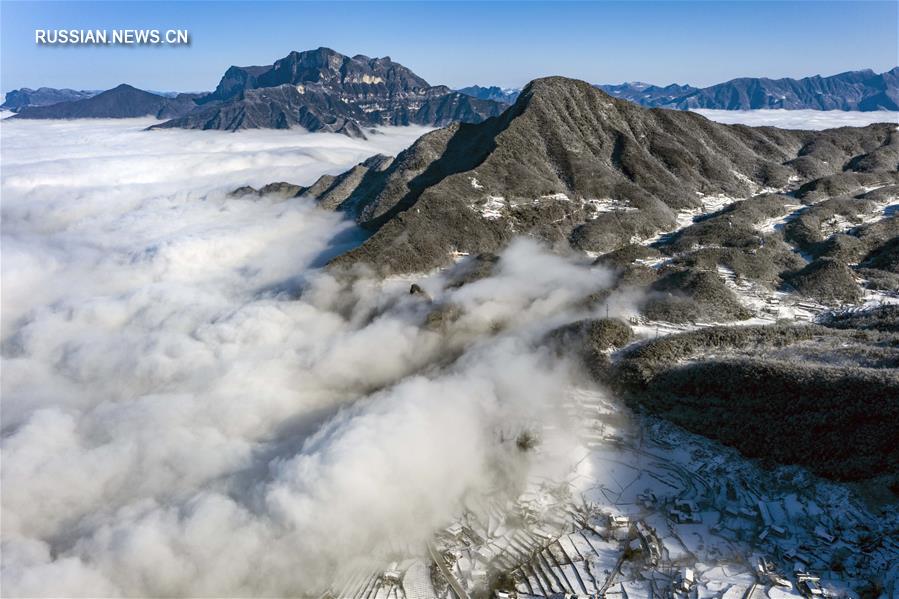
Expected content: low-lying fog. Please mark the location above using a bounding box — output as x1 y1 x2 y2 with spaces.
1 119 614 596
693 108 899 129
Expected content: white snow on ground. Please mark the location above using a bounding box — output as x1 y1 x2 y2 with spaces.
639 193 739 247
823 198 898 243
754 203 805 233
692 108 899 130
715 265 827 323
335 384 899 598
470 194 506 219
715 259 899 327
472 191 579 220
582 197 639 218
539 192 571 202
628 195 899 338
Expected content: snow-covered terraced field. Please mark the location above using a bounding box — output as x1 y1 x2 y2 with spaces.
328 385 899 599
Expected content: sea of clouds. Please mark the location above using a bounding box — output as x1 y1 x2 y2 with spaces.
0 118 620 597
693 108 899 130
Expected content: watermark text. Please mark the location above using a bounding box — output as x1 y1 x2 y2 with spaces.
35 29 190 45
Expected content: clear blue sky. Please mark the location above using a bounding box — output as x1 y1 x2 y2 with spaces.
1 1 896 95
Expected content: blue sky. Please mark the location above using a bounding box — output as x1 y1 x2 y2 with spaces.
1 1 896 95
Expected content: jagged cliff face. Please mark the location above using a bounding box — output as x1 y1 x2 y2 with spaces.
281 77 895 273
153 48 506 135
206 48 431 102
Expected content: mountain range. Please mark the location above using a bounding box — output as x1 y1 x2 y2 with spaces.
1 87 99 111
8 84 200 120
8 48 506 138
658 67 899 110
6 55 897 137
455 85 522 104
250 76 896 276
458 68 899 111
238 75 898 483
595 82 699 107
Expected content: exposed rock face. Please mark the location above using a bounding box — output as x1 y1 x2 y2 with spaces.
6 49 505 135
1 87 98 112
598 68 899 111
280 76 895 275
199 48 431 104
10 84 199 119
152 48 506 135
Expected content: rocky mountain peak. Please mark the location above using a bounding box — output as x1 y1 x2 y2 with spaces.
249 75 896 276
153 48 505 134
107 83 149 96
222 48 432 96
515 76 618 113
11 82 197 120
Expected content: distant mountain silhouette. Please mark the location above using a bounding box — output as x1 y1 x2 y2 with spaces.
10 84 200 119
460 68 899 111
596 82 698 106
601 68 899 111
456 85 521 104
2 87 99 112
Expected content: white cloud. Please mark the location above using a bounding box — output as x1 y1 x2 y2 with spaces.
692 108 899 130
1 119 615 596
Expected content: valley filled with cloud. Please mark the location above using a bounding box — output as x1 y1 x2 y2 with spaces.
1 119 617 596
